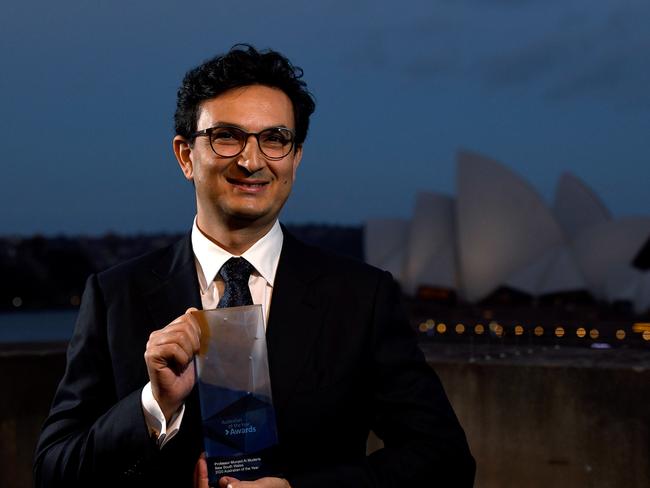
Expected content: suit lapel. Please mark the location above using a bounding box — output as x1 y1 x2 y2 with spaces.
141 235 204 427
144 235 203 332
266 229 328 414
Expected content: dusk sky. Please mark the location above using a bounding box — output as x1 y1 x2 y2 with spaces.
2 0 648 235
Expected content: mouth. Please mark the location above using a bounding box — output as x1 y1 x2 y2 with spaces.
226 178 269 193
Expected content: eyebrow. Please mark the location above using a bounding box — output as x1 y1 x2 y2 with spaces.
208 122 293 132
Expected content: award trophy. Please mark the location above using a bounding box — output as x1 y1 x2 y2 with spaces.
193 306 279 485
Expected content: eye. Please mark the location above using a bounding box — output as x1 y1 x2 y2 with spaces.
261 129 292 146
211 127 241 144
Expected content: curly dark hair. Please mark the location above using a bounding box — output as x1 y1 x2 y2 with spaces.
174 44 316 146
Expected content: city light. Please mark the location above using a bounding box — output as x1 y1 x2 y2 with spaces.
415 315 650 346
419 319 436 333
415 319 650 344
488 321 504 337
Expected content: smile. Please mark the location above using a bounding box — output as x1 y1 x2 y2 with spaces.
227 178 269 193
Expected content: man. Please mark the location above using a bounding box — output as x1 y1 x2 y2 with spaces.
34 45 475 487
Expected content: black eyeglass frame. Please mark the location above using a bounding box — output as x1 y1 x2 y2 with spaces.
189 125 296 160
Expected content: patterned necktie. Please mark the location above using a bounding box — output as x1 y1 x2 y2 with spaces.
217 257 254 308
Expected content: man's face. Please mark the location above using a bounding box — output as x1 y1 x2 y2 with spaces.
176 85 302 232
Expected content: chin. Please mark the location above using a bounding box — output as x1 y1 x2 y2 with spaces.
225 207 275 224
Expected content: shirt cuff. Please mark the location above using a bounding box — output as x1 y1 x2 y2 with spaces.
141 381 185 448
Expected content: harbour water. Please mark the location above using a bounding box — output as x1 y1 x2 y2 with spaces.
0 310 77 343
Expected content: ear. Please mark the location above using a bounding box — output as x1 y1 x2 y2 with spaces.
291 145 303 179
173 135 194 180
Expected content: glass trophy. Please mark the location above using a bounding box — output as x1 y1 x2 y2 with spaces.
193 306 279 484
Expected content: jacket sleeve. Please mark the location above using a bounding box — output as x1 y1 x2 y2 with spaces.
33 274 159 487
287 271 475 488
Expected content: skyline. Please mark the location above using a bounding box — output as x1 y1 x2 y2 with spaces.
1 0 648 235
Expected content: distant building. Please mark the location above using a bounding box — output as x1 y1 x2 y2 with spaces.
365 150 650 313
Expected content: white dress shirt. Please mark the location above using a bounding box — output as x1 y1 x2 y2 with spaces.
141 218 283 447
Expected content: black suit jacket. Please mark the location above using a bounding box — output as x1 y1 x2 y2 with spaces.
34 229 475 487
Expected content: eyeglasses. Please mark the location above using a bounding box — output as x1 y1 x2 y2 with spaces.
190 125 296 160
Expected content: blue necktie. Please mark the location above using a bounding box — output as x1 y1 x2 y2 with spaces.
217 257 254 308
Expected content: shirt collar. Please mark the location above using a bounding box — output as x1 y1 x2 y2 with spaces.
191 217 283 292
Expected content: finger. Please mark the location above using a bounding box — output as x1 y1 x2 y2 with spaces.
158 311 202 352
168 314 187 326
165 310 198 329
155 328 199 358
150 322 201 356
147 332 194 364
194 452 210 488
146 342 193 372
165 310 200 339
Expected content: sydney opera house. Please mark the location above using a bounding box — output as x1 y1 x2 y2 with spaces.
365 150 650 315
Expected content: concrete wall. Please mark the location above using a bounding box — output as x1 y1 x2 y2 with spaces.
2 344 649 487
431 350 650 488
0 344 66 488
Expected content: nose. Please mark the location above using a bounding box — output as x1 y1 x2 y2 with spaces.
236 134 266 173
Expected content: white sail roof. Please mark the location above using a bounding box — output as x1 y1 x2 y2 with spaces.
363 218 410 283
634 272 650 314
505 244 586 296
456 150 565 302
365 149 649 308
605 266 642 303
402 192 457 295
605 266 650 314
572 217 650 299
553 172 611 240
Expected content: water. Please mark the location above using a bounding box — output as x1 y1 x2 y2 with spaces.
0 310 77 343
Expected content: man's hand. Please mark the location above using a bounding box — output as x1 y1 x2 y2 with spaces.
219 477 291 488
194 454 290 488
144 307 201 421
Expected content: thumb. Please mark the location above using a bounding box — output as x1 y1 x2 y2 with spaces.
219 476 240 488
186 307 208 350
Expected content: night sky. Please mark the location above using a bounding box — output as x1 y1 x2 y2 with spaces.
2 0 648 235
